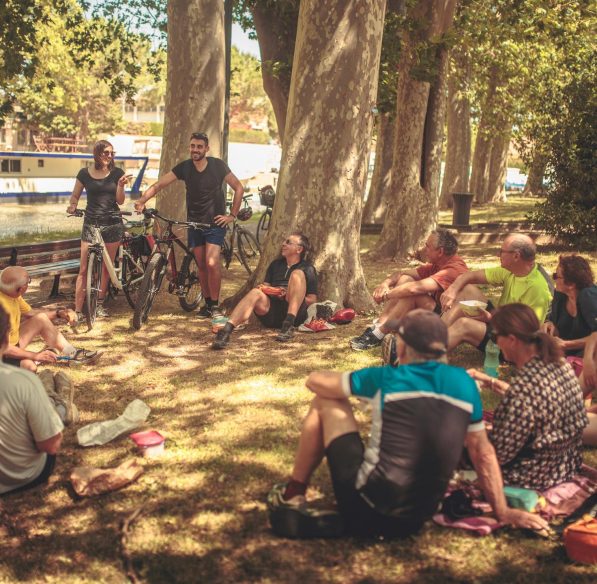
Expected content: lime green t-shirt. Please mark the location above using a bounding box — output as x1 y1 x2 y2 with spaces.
484 265 552 322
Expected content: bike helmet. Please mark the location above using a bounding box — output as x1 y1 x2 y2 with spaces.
237 207 253 221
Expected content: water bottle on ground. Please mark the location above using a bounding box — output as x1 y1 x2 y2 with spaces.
484 339 500 378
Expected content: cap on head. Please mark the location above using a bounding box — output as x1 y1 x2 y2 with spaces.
388 309 448 356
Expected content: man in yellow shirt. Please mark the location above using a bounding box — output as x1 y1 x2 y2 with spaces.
439 234 552 352
0 267 98 371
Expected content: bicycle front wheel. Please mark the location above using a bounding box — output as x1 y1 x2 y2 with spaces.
237 228 261 274
178 254 203 312
256 210 270 244
85 251 102 330
122 252 146 309
133 254 167 330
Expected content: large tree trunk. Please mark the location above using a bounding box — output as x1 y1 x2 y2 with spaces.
362 112 394 223
251 3 299 145
522 153 547 197
228 0 386 309
487 123 512 202
374 0 457 259
440 51 471 209
157 0 225 220
470 67 499 203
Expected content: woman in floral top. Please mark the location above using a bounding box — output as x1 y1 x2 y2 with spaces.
468 303 587 490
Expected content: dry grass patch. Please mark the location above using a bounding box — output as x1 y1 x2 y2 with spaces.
1 236 596 583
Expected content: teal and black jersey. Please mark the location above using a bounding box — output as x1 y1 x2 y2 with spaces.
341 361 483 522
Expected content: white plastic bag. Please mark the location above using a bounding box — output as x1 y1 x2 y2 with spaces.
77 399 151 447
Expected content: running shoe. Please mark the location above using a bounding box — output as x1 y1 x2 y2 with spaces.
276 321 295 342
71 348 101 364
53 371 79 425
196 305 212 319
96 304 110 318
381 333 399 367
349 328 383 351
298 319 335 333
212 327 231 350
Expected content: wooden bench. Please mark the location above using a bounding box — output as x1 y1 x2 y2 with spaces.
0 239 81 297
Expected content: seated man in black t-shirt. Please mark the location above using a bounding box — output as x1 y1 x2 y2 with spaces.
212 233 317 349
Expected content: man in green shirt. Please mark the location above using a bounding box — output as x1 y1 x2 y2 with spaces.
440 234 552 351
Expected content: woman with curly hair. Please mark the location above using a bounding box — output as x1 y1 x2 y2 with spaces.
468 303 587 490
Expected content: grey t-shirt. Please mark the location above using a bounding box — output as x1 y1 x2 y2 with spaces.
0 364 63 494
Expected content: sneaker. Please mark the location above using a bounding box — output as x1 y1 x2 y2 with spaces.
267 483 306 510
381 333 399 367
298 319 336 333
349 328 384 351
71 348 101 364
212 327 231 350
276 321 295 342
37 370 56 395
196 305 212 319
96 304 109 318
53 371 79 425
267 483 344 539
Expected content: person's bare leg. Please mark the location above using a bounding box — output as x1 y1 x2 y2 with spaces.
286 269 307 317
193 246 209 301
228 288 271 326
442 284 488 326
205 243 222 302
291 396 359 484
19 313 69 352
74 241 90 312
583 411 597 446
447 318 487 351
99 241 120 299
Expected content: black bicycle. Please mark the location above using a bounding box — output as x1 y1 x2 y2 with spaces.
221 194 261 274
256 185 275 244
132 209 210 330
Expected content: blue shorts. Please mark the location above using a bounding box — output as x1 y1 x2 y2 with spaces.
188 226 226 248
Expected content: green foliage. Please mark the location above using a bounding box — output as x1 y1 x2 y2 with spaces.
229 128 270 144
0 0 156 119
230 46 277 141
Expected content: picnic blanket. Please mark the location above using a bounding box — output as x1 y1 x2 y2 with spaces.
433 464 597 535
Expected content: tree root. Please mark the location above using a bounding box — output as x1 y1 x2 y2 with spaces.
120 506 144 583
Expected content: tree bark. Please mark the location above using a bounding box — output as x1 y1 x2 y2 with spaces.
228 0 386 310
157 0 225 220
487 123 512 202
522 153 547 197
440 51 471 209
362 112 393 223
251 3 299 146
374 0 457 259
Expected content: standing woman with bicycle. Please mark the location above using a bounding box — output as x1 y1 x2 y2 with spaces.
67 140 131 323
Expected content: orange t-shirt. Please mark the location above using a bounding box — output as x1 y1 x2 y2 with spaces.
416 255 469 302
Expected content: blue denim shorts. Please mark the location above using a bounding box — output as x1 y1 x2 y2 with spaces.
188 226 226 248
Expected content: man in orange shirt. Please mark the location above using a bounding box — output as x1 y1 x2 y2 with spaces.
350 229 468 351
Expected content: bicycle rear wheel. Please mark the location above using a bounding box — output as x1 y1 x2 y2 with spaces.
133 254 167 330
85 250 102 330
178 254 203 311
237 228 261 274
256 210 271 244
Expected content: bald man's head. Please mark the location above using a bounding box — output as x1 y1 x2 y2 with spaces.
504 234 536 262
0 266 30 296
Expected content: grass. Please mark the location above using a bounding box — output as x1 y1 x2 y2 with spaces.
438 195 543 226
1 216 597 583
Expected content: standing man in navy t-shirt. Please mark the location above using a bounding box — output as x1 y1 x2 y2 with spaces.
135 132 244 319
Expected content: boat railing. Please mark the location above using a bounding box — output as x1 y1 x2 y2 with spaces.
34 136 88 153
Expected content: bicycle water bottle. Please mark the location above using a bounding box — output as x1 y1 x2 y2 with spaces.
484 339 500 378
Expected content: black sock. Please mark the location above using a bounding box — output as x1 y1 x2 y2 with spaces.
222 322 235 334
207 298 218 308
283 313 296 327
204 297 212 306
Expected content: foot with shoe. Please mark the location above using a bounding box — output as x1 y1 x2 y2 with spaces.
349 326 385 351
37 370 79 425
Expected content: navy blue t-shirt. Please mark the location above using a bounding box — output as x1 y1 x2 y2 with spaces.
264 258 318 295
171 157 231 223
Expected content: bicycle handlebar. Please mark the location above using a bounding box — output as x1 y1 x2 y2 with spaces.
142 209 211 230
